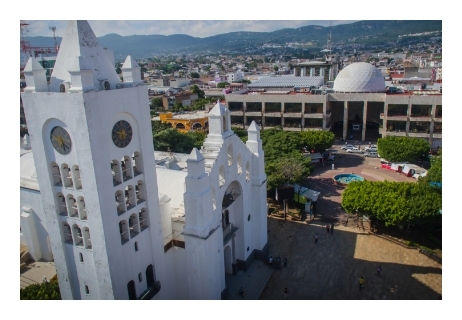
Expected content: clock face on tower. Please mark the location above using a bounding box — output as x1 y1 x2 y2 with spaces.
112 120 133 148
50 126 72 155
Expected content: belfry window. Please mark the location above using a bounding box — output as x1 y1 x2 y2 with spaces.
132 152 143 176
139 208 149 231
136 181 145 205
78 196 87 220
83 227 92 249
111 160 122 186
115 190 126 216
219 165 225 187
72 165 82 190
61 163 73 188
121 156 133 182
67 194 78 218
62 222 73 244
51 162 62 186
237 154 242 175
56 193 67 216
129 213 140 238
125 185 136 211
72 224 83 247
228 145 233 166
246 162 250 182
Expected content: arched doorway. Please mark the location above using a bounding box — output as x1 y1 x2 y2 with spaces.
146 264 155 288
127 280 136 300
221 181 245 267
224 246 233 274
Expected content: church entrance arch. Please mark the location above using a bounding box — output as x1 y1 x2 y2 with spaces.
224 246 233 274
221 180 245 265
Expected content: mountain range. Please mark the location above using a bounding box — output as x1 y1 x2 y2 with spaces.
23 20 442 61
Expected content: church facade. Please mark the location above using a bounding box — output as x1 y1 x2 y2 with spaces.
20 21 268 300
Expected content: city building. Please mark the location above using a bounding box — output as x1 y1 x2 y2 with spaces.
20 20 268 300
158 111 209 132
226 62 442 147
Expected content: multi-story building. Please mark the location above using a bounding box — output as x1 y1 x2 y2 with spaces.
226 62 442 147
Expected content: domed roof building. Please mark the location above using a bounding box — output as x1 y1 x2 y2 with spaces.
333 62 385 93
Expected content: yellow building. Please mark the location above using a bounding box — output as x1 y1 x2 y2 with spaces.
158 112 209 133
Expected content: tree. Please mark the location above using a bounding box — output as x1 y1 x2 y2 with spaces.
190 85 205 99
185 130 207 150
116 67 122 74
150 97 163 110
273 66 279 72
300 131 335 152
153 128 195 154
342 181 441 227
217 82 229 88
190 72 200 78
377 136 430 162
422 150 442 183
266 155 311 190
20 278 61 300
152 120 170 135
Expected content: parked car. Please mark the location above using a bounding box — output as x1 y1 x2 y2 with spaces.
341 144 355 150
347 147 363 153
364 145 377 152
364 151 378 158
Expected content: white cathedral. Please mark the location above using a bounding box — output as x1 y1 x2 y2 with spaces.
20 21 268 299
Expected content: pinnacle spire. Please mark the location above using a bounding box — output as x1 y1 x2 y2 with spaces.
49 20 120 92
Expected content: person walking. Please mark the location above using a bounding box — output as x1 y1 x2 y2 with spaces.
326 224 330 233
238 287 246 298
284 287 289 299
359 276 365 291
283 257 288 268
377 265 382 277
314 233 319 244
330 223 334 234
268 255 273 267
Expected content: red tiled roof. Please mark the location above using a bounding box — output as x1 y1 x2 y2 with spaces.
390 74 404 79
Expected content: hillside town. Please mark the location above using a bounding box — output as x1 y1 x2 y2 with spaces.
19 21 442 302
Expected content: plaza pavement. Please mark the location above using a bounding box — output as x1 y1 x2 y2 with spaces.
258 144 442 299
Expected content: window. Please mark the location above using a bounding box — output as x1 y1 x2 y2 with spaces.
219 165 225 187
79 252 84 262
227 145 233 166
119 220 129 245
85 285 89 295
135 242 139 251
237 154 242 175
51 162 62 186
246 162 250 182
138 273 142 282
127 280 136 300
132 152 143 176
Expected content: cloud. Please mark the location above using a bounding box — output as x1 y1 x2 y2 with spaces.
23 20 358 38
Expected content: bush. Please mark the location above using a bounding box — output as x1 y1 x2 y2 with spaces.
20 279 61 300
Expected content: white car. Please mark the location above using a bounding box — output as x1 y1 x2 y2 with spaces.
364 145 377 152
346 147 363 153
341 144 355 150
364 151 378 158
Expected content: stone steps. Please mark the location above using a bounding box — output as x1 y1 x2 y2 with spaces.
20 275 39 289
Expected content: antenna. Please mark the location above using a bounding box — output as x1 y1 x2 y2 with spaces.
49 26 58 51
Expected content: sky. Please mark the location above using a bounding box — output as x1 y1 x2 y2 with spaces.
23 20 358 38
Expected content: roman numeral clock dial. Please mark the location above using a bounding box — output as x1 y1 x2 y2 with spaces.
112 120 133 148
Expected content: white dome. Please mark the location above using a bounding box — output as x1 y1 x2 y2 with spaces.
333 62 385 93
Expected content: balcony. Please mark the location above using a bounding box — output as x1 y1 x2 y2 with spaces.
223 223 238 246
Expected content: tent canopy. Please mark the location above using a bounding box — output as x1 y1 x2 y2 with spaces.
293 183 321 202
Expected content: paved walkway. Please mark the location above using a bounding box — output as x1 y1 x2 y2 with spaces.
259 218 442 299
226 260 273 300
259 147 441 299
20 260 56 290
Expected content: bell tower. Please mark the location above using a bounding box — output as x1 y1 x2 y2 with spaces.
21 21 167 300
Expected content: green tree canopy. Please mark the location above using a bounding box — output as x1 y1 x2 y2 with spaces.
377 136 430 162
190 72 200 78
421 150 442 184
153 128 195 154
190 85 205 99
266 154 311 190
342 180 442 226
20 279 61 300
152 120 170 135
301 130 335 152
217 82 230 88
150 97 163 110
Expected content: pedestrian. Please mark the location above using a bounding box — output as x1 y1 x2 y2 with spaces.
268 255 273 267
284 287 289 299
331 223 334 234
326 224 330 233
238 287 246 298
314 233 319 244
345 141 348 146
377 265 382 277
359 276 364 290
283 257 287 268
